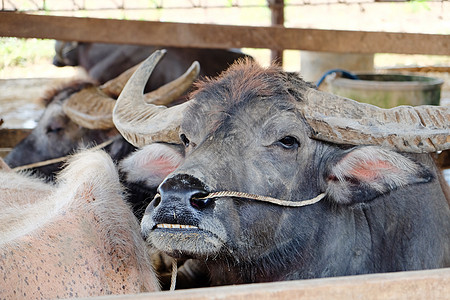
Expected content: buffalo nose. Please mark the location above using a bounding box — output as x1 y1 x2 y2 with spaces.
158 174 213 210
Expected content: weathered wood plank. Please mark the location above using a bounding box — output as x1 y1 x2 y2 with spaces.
0 128 31 147
268 0 285 63
0 128 31 158
1 12 449 55
81 268 450 300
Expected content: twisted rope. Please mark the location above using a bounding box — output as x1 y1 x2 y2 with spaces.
196 191 326 207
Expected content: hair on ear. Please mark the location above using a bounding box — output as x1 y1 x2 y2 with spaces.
325 146 433 205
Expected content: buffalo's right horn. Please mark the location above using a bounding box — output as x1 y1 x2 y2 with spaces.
113 50 200 147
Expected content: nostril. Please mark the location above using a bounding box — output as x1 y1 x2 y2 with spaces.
152 194 161 208
144 194 161 215
160 174 212 209
190 191 213 210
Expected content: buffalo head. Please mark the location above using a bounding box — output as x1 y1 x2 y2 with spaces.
4 66 136 179
114 51 450 285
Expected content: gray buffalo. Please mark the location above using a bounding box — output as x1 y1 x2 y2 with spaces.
113 51 450 286
3 68 137 180
53 41 251 86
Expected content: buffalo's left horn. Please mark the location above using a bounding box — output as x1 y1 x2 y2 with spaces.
63 86 117 129
113 50 200 147
62 64 140 130
302 88 450 153
64 50 197 130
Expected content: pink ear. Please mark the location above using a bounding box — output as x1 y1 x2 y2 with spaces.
326 146 431 204
344 158 398 182
120 144 184 188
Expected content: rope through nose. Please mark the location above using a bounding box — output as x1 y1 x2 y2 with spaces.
194 191 326 207
162 191 325 291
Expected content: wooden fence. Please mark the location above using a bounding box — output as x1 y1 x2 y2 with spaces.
1 10 449 300
1 12 449 55
83 268 450 300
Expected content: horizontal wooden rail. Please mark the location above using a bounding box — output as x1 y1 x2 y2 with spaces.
1 12 449 55
82 268 450 300
0 129 31 147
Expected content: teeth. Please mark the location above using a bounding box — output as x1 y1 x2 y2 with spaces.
156 224 198 229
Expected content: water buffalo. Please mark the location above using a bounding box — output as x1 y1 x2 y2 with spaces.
4 54 200 178
0 151 159 299
53 41 251 86
113 51 450 286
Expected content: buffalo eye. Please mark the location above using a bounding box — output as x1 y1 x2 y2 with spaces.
277 136 299 150
180 134 190 148
46 123 64 134
46 117 66 135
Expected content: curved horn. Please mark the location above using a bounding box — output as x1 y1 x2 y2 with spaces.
113 50 200 147
301 88 449 153
63 51 198 131
62 86 116 129
62 64 141 130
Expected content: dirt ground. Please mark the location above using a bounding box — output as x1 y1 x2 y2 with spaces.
0 64 88 128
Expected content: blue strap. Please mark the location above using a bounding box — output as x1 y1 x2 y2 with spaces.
315 68 359 87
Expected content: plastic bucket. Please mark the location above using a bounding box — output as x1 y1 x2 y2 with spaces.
328 73 444 108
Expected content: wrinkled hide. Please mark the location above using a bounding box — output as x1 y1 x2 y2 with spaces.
0 150 159 299
138 61 450 286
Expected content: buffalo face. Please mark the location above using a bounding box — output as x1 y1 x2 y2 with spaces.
141 92 327 264
139 68 434 269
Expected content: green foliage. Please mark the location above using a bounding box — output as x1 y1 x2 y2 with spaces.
0 38 54 70
407 0 431 13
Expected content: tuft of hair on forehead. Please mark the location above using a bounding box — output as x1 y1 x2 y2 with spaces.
191 58 313 108
39 80 95 107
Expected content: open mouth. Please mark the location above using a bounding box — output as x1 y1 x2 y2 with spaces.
147 223 224 258
155 223 198 229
